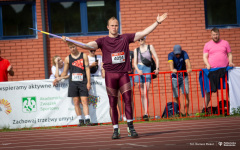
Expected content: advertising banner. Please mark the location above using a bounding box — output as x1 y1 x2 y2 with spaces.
229 67 240 114
0 77 111 129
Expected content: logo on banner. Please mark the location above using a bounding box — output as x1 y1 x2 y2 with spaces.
88 95 100 109
0 99 12 115
22 97 37 113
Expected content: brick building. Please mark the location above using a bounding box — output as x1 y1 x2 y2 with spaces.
0 0 239 81
0 0 239 115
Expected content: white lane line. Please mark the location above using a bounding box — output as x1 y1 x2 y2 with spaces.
125 143 150 147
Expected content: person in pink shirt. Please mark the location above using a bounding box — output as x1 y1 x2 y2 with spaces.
203 27 234 109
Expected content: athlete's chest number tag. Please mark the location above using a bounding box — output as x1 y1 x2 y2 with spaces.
112 52 125 64
72 73 83 81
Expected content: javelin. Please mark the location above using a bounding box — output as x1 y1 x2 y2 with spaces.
29 28 94 49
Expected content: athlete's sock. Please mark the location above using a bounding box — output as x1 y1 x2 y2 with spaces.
78 115 82 120
113 124 119 129
85 115 90 119
127 119 133 122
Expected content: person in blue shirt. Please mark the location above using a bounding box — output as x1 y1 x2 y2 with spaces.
168 45 192 116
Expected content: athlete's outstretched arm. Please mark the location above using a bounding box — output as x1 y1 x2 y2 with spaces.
134 13 167 42
62 36 98 50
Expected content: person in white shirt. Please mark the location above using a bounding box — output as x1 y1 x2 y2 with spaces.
88 50 104 78
49 55 69 79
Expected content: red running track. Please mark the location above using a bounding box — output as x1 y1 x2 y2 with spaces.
0 117 240 150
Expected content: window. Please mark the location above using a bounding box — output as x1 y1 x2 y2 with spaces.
48 0 119 36
204 0 240 29
0 0 36 40
49 1 81 34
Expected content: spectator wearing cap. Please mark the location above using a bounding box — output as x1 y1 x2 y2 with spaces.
168 44 192 116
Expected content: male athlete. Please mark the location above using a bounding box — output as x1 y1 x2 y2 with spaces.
62 13 168 139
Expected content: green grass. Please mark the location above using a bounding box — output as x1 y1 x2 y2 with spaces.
0 126 67 132
128 113 240 125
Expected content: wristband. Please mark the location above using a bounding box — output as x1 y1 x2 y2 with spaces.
156 20 161 24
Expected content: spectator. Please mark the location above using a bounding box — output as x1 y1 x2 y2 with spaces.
168 45 192 116
49 55 69 79
53 42 92 127
0 50 14 82
203 27 234 110
134 37 159 121
62 13 168 139
88 50 104 78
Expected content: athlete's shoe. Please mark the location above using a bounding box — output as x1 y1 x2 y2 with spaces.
143 115 149 121
112 128 121 139
78 119 84 127
127 127 139 138
127 122 138 138
85 119 92 126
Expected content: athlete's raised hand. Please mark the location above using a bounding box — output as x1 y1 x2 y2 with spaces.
156 13 168 24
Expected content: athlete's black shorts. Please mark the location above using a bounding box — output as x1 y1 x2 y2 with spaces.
68 83 88 97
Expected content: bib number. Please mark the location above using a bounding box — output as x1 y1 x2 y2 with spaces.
112 52 125 64
72 73 83 81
